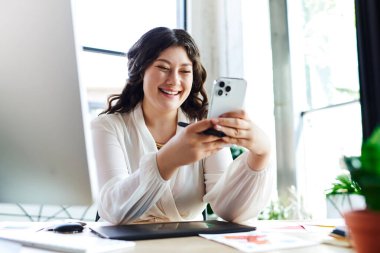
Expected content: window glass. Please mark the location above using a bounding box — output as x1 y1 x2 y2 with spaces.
288 0 362 219
298 0 359 109
74 0 178 52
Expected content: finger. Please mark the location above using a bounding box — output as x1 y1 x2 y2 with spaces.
221 127 251 139
189 120 229 142
181 121 223 143
217 118 255 139
185 119 216 134
216 117 251 131
219 110 247 119
222 136 251 147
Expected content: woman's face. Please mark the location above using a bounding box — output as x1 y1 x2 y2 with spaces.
142 46 193 116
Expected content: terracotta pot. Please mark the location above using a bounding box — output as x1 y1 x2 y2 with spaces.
344 209 380 253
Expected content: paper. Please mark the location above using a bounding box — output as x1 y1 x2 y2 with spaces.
0 239 22 253
199 231 318 252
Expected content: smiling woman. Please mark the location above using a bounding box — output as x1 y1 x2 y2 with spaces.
100 28 208 120
91 27 274 225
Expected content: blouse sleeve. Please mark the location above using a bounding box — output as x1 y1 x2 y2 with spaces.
203 148 274 223
91 116 169 224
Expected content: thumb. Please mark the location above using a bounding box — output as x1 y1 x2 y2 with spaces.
187 119 216 134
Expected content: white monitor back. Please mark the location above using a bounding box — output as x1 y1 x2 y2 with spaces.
0 0 97 205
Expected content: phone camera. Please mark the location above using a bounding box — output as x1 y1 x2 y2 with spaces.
219 81 225 88
217 89 223 96
225 86 231 92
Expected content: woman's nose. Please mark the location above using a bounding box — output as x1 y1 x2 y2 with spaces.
166 70 180 86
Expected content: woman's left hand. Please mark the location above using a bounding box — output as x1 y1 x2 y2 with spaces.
212 110 271 171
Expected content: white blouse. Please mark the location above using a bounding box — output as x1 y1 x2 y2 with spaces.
91 104 273 224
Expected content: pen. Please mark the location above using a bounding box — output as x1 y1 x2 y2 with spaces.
178 122 190 128
177 122 226 137
308 224 336 228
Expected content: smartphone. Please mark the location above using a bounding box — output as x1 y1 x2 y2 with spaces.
207 77 247 119
178 78 247 137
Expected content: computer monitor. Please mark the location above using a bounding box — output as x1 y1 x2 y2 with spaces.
0 0 98 205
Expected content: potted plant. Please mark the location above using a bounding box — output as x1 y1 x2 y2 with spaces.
343 127 380 253
325 173 365 218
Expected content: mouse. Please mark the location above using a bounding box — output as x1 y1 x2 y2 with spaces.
52 222 84 233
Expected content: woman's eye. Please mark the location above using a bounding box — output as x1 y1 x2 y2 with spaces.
181 70 192 74
157 65 170 71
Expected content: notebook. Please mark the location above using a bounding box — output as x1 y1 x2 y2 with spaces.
90 220 256 241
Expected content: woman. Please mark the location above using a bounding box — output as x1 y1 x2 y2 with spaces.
91 27 273 224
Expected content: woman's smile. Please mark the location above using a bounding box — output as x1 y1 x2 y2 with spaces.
158 87 182 97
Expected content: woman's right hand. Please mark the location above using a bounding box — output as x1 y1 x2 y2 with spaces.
156 119 226 180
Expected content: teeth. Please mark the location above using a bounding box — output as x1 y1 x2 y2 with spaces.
160 89 180 95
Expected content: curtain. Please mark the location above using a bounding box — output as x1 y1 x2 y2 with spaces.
355 0 380 139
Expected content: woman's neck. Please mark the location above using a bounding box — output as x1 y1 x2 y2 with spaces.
142 105 178 145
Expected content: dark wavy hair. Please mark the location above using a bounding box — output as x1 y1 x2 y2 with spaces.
101 27 208 120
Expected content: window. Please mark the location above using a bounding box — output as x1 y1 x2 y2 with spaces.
287 0 362 218
292 0 359 108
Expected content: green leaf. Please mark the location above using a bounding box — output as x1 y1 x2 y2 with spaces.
325 173 361 196
361 127 380 175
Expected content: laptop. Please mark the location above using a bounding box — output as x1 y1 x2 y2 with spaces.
90 220 255 241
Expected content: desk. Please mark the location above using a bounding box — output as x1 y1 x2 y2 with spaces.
133 236 353 253
3 221 355 253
